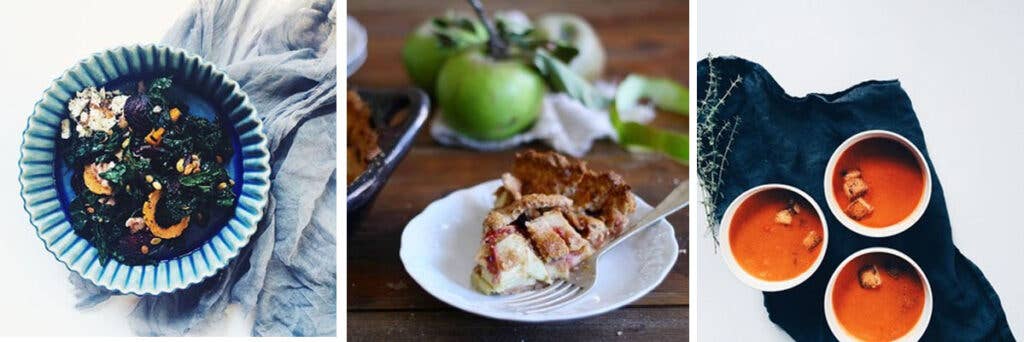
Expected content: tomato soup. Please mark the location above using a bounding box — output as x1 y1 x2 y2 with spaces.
831 253 926 341
832 137 925 227
728 189 824 281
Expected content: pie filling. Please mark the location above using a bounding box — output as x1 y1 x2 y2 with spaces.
472 150 636 295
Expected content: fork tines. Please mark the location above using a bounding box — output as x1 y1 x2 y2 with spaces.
505 281 585 314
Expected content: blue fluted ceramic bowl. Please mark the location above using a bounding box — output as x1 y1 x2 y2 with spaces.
19 44 270 295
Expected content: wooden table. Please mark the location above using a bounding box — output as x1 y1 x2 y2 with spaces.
347 1 689 340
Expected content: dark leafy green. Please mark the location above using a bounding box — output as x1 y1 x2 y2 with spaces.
99 152 149 186
533 50 608 109
146 77 173 107
64 131 123 168
61 77 236 265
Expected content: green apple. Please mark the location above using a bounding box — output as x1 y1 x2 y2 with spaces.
436 49 546 141
401 16 486 95
534 13 606 81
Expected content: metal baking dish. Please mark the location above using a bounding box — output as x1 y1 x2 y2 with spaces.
347 87 429 215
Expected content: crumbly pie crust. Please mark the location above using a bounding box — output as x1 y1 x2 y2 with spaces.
472 150 636 294
346 90 381 185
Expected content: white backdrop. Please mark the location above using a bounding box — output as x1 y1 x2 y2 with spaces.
694 0 1024 340
0 1 251 336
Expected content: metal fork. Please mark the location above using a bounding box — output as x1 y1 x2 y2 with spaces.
503 182 690 314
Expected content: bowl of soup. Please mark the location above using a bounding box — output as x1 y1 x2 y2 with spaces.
824 130 931 238
720 184 828 291
825 247 932 341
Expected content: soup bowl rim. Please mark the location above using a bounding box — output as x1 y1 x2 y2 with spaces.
823 130 932 238
719 183 830 292
824 246 933 342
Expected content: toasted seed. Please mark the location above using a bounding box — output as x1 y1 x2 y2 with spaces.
217 182 228 190
229 179 235 185
215 155 223 163
140 245 149 254
150 237 162 245
152 181 162 190
86 207 95 214
126 184 131 191
121 137 131 149
145 175 154 183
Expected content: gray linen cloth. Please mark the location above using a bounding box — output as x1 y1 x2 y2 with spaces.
69 0 337 336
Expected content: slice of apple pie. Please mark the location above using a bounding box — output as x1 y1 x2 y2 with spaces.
472 150 637 295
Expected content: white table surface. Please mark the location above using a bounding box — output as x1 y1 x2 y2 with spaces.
694 0 1024 340
0 1 252 336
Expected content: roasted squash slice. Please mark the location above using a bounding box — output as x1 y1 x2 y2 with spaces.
143 189 190 239
83 164 113 195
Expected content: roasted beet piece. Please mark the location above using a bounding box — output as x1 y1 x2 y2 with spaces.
123 94 153 132
117 230 155 263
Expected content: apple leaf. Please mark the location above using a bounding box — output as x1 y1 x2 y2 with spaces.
546 41 579 64
532 50 608 109
431 16 487 49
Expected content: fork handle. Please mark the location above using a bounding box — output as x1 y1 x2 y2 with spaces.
598 181 689 257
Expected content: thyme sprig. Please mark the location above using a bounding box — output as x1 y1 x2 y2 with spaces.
697 55 742 245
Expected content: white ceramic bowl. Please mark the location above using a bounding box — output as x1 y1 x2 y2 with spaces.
720 184 829 292
824 247 933 342
823 130 931 238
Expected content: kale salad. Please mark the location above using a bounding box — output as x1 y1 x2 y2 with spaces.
60 77 236 265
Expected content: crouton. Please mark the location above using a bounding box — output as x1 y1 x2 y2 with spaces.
843 169 862 180
859 265 882 289
775 209 793 225
845 198 874 220
843 175 869 199
802 230 822 250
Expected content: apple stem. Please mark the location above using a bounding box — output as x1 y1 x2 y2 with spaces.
468 0 507 59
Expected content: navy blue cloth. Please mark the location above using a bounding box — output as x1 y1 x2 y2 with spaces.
697 56 1013 341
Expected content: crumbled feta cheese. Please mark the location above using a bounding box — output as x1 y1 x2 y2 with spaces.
95 161 115 173
68 97 88 118
86 108 117 134
60 119 71 139
109 95 129 114
152 105 162 113
66 87 126 137
125 217 146 233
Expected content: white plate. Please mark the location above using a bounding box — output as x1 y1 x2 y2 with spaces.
399 179 679 322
